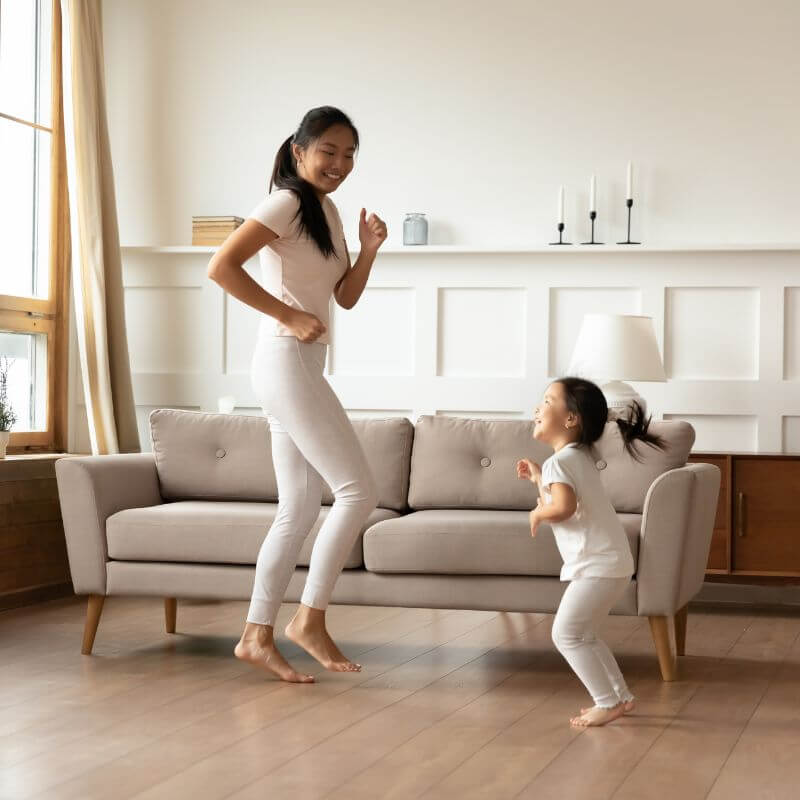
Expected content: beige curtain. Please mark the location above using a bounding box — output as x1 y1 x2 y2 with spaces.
60 0 138 454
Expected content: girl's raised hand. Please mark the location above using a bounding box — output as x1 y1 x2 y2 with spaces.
516 458 541 483
359 208 388 254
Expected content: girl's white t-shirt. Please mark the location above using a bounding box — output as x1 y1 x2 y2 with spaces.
540 443 635 582
248 189 349 345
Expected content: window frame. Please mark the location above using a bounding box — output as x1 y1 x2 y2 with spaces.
0 0 68 453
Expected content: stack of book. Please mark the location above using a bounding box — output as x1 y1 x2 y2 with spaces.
191 216 244 245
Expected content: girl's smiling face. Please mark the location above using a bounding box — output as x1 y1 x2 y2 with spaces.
533 382 580 445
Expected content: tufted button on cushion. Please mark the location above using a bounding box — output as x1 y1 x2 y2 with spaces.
215 448 226 459
480 457 491 467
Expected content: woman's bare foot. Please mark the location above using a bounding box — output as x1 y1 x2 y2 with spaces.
285 607 361 672
570 703 627 727
234 624 314 683
581 698 635 715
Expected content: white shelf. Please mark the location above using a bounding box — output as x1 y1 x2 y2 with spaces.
122 243 800 256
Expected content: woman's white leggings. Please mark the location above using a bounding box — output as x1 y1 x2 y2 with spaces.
247 336 378 626
551 576 635 708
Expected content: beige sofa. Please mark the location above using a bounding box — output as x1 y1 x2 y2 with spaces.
55 410 720 681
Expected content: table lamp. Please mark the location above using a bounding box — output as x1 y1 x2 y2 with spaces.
566 314 666 416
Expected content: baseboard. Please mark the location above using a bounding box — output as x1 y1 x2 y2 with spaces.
0 582 75 612
695 580 800 609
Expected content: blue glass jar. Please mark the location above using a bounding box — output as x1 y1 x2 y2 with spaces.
403 213 428 245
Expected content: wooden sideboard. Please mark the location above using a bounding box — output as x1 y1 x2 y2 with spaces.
688 453 800 580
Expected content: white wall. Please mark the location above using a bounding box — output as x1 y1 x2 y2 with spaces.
102 0 800 248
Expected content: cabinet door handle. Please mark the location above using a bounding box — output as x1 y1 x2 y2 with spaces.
737 491 745 538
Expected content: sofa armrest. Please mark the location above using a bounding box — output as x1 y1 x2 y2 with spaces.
55 453 162 595
636 462 721 616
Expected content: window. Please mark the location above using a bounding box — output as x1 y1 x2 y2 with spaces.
0 0 66 452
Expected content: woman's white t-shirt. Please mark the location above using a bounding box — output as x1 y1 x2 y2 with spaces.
248 189 349 345
540 443 634 582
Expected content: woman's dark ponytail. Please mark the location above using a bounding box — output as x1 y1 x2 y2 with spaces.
615 400 666 461
272 136 296 190
269 106 359 259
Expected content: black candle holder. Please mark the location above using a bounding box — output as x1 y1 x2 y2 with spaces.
549 222 572 245
617 198 641 245
581 211 604 245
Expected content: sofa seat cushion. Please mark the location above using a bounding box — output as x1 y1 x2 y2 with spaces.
106 502 399 568
363 510 641 576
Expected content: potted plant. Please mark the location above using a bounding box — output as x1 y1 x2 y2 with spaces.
0 357 16 459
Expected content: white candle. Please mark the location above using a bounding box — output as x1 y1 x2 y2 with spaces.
558 185 565 224
626 161 633 199
589 175 596 213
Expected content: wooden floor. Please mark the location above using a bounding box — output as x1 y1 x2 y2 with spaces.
1 597 799 800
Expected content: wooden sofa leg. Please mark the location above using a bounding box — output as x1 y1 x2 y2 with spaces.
165 598 177 634
82 594 105 655
648 615 677 681
674 604 688 657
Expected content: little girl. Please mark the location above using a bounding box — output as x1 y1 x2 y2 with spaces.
517 377 665 727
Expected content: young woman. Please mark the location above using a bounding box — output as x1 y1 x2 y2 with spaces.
208 106 388 683
517 378 666 726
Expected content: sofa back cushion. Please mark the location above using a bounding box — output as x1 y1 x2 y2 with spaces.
594 419 695 513
149 409 414 511
408 416 553 510
151 410 277 502
407 414 695 513
319 417 414 511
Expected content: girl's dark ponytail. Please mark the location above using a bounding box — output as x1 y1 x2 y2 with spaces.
268 107 359 259
615 400 666 461
557 377 668 460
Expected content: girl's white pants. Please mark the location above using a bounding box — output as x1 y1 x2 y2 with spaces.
552 576 635 708
247 336 378 626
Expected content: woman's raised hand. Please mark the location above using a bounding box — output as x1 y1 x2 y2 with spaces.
285 309 327 343
359 208 388 254
516 458 541 484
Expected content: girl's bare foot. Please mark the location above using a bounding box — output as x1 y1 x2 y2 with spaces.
570 703 626 727
285 613 361 672
234 626 314 683
581 698 635 715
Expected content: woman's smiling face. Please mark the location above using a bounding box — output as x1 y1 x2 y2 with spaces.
293 124 356 195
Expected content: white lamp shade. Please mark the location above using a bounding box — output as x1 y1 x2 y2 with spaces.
567 314 666 382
